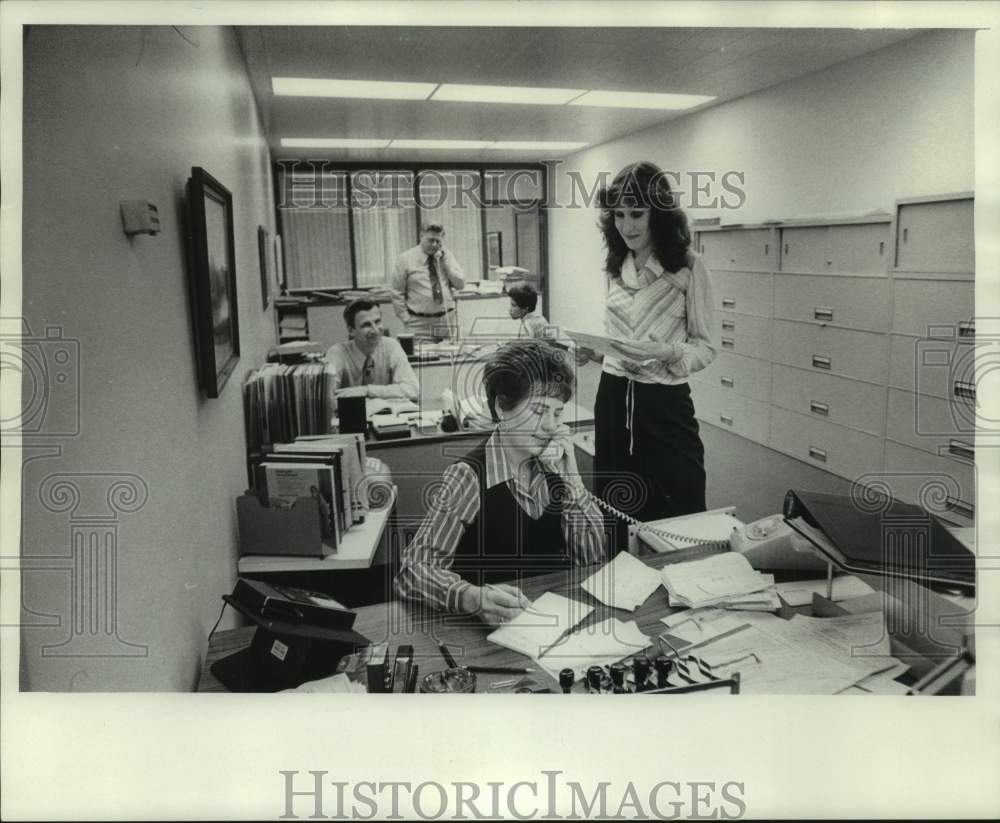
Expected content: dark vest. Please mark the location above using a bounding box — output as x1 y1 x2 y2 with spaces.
451 437 573 587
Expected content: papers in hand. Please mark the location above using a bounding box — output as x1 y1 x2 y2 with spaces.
661 552 776 610
564 329 638 362
581 551 662 611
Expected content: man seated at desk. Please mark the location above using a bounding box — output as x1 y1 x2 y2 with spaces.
394 339 612 626
325 298 419 402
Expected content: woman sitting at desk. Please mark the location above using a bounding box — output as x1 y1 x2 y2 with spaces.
394 339 610 626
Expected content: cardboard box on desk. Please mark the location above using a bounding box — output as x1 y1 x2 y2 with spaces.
236 494 337 558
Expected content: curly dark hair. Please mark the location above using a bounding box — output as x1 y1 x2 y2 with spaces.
597 161 692 276
482 339 575 422
506 283 538 313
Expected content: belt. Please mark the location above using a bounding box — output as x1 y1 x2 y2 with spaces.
407 306 455 318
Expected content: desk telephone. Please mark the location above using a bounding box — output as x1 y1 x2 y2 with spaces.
544 438 826 568
540 439 732 551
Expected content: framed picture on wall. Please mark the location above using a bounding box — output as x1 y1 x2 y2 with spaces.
257 225 270 310
186 166 240 398
486 230 502 268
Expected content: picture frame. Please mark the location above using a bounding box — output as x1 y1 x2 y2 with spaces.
486 230 502 268
187 166 240 398
257 225 270 310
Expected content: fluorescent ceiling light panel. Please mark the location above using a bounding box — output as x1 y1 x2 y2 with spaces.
488 141 589 150
389 139 493 150
272 77 436 100
432 84 586 105
280 138 392 148
569 91 716 110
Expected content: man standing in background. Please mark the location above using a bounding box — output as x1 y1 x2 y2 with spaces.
391 223 465 340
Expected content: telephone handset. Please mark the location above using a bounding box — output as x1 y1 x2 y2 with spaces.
539 439 730 550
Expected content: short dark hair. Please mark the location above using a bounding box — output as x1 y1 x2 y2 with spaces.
343 298 379 329
420 223 445 235
597 160 692 276
482 339 574 422
507 283 538 313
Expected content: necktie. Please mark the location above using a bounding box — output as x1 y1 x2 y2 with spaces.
427 254 444 303
361 355 374 385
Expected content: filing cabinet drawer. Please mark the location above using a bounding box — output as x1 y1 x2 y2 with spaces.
771 364 885 435
697 229 774 272
885 388 975 458
769 406 882 480
888 336 976 400
895 197 974 273
772 320 888 384
891 278 974 337
773 274 890 332
691 382 770 444
692 351 771 402
780 222 890 275
712 271 772 317
717 311 771 360
883 440 975 525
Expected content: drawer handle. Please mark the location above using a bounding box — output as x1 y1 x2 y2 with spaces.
764 242 769 256
902 227 908 243
810 401 829 417
722 297 736 309
945 496 974 519
949 439 974 460
878 241 885 255
730 257 736 263
719 414 734 426
721 319 736 331
784 243 789 255
958 320 975 338
814 306 833 322
808 446 827 463
826 259 832 266
953 380 975 401
721 337 735 349
720 376 734 388
812 355 831 370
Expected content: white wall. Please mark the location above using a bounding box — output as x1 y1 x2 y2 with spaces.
20 26 277 690
549 29 975 332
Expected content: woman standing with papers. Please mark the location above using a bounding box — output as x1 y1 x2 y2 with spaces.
393 339 610 626
594 161 717 526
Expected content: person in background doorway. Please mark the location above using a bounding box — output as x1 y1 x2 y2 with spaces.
391 223 465 341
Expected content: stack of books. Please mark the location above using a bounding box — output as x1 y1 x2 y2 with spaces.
248 434 368 552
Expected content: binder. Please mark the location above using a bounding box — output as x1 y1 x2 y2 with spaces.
782 489 974 590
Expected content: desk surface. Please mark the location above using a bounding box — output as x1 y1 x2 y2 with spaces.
199 545 720 693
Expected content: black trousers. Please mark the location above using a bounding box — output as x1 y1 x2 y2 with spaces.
594 373 707 536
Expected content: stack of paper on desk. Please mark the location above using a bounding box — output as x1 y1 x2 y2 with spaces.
581 551 663 611
691 611 909 695
661 552 777 610
536 618 651 681
487 592 593 661
772 575 875 607
487 593 651 679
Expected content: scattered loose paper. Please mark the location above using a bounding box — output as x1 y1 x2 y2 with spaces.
581 551 663 611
